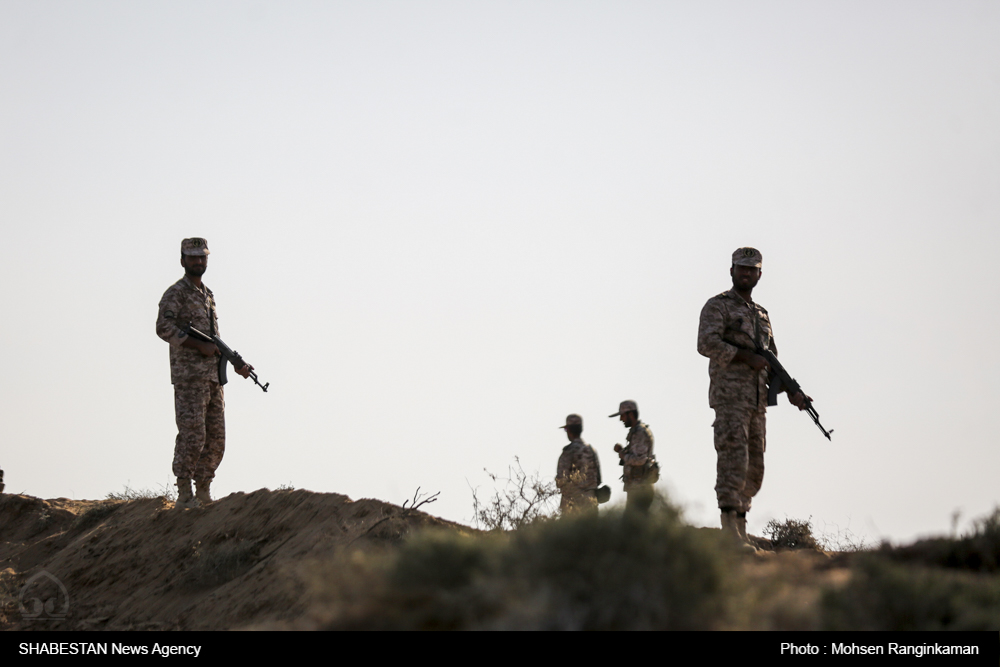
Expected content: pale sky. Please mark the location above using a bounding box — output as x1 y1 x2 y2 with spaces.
2 1 998 545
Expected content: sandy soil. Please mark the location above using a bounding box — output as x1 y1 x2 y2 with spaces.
1 490 857 631
0 490 467 630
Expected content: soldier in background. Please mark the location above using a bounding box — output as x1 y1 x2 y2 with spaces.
156 238 252 509
0 467 4 494
610 400 658 515
555 414 601 514
697 247 807 545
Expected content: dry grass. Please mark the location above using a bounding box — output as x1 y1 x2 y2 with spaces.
763 517 822 551
106 482 177 503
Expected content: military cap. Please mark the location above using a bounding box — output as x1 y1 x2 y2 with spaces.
558 414 583 430
608 400 638 418
181 238 211 256
732 247 761 268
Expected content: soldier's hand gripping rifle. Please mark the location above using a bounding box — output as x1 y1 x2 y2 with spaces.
186 325 269 393
755 347 831 440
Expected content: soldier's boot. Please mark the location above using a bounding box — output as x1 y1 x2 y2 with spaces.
720 509 739 537
175 478 201 509
736 512 757 549
195 479 212 506
721 509 757 552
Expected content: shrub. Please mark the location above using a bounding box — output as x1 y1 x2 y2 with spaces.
106 482 176 502
470 458 558 531
500 508 737 630
764 517 821 551
822 557 1000 630
880 507 1000 572
323 500 740 630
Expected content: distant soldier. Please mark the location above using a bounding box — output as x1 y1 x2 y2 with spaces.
610 400 658 514
156 238 253 509
0 467 4 494
697 247 808 544
555 414 601 514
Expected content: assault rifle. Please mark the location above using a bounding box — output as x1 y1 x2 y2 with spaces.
185 325 269 393
755 347 832 440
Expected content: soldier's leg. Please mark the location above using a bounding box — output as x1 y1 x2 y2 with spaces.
713 406 751 512
172 382 211 479
193 383 226 482
625 486 654 515
740 411 767 513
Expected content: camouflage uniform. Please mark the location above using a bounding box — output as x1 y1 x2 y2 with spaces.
156 273 226 482
697 285 775 513
621 421 655 512
556 438 601 513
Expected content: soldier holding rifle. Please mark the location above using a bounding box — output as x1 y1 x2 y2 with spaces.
156 238 254 509
697 248 810 546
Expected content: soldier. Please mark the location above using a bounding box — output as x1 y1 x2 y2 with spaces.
609 400 658 514
697 247 808 545
156 238 253 509
0 466 4 494
555 414 601 514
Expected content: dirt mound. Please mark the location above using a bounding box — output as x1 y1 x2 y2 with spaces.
0 489 469 630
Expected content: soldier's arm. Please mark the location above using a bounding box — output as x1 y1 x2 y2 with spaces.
183 336 219 356
555 453 570 490
156 291 187 347
697 300 739 367
622 429 650 468
733 348 769 372
156 292 217 356
585 448 601 490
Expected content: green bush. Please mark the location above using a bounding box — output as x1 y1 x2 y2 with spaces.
822 556 1000 630
501 508 737 630
325 502 740 630
880 507 1000 572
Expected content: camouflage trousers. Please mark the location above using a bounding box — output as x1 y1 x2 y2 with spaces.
560 490 598 515
713 406 765 513
172 381 225 481
625 485 654 515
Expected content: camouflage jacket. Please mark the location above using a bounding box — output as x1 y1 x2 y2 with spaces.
556 439 601 496
156 276 220 384
697 289 776 411
620 421 655 491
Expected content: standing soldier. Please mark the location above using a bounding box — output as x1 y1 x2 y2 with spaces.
697 247 808 544
156 238 253 509
555 414 601 514
610 400 658 515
